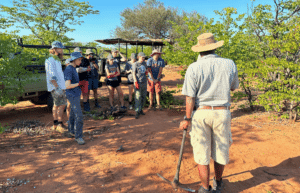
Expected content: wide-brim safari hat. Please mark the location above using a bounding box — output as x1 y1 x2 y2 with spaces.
74 47 82 52
86 49 94 55
191 33 224 52
150 49 163 57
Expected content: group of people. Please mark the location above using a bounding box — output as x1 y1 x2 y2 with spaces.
46 31 239 193
45 42 165 145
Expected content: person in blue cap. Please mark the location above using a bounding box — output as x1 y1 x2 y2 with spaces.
45 41 67 132
64 52 85 145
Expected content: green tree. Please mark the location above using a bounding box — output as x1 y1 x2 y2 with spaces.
0 0 99 45
113 0 207 40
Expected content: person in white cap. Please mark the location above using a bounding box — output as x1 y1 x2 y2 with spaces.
74 47 91 112
111 48 127 83
179 33 239 193
64 52 85 145
86 49 101 108
147 49 165 111
45 41 67 132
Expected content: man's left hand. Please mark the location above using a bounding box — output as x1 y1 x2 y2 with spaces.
179 120 191 130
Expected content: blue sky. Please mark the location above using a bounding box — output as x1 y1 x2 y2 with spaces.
1 0 275 45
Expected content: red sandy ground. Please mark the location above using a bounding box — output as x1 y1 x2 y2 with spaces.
0 66 300 193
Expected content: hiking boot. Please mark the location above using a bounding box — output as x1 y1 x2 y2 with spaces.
110 106 116 111
56 124 65 133
140 110 145 115
198 185 212 193
135 112 140 119
75 137 85 145
95 103 101 108
212 178 223 193
68 132 75 138
60 123 68 130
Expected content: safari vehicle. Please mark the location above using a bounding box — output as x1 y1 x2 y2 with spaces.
2 38 99 110
94 38 173 81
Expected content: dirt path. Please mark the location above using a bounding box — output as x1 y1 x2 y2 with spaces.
0 66 300 193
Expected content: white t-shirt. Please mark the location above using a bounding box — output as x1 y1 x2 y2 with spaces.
45 56 66 92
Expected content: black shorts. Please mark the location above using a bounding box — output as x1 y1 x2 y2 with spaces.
127 80 134 85
106 80 120 88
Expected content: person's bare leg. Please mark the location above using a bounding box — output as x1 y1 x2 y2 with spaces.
93 89 98 100
129 85 134 103
116 86 124 106
108 86 114 107
57 105 65 122
198 164 210 190
52 105 58 128
66 101 71 120
156 92 161 107
149 92 153 107
214 161 225 181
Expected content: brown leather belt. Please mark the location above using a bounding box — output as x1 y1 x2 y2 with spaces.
197 106 229 110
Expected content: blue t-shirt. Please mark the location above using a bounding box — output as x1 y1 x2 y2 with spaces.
64 65 81 97
147 57 165 80
105 62 119 81
89 59 99 79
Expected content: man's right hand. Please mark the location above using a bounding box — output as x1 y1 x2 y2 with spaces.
54 87 64 97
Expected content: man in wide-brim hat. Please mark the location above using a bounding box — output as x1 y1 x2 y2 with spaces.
179 33 239 193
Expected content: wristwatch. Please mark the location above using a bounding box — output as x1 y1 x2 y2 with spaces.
184 116 192 121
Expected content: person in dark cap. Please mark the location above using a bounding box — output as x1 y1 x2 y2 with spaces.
132 52 148 119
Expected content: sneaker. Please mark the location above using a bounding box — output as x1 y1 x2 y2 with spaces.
120 106 127 111
60 123 68 130
198 185 212 193
212 178 223 193
129 104 133 110
135 112 140 119
75 137 85 145
68 132 75 138
140 110 145 115
158 105 163 111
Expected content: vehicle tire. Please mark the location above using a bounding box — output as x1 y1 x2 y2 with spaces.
47 93 53 111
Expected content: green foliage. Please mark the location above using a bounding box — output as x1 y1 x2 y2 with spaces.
160 88 184 109
0 33 41 106
1 0 99 45
0 123 9 134
108 115 114 120
113 0 207 39
164 0 300 119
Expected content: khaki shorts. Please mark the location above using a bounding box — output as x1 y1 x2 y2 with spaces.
51 90 67 107
190 109 232 165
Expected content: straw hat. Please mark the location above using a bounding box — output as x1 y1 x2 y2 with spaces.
150 49 163 57
191 33 224 52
